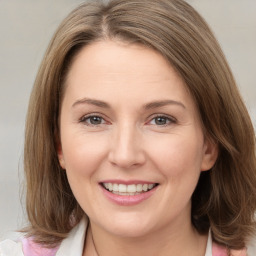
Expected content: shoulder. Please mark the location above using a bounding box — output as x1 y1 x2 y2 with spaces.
0 237 59 256
0 239 23 256
212 244 247 256
21 237 59 256
0 216 88 256
212 241 256 256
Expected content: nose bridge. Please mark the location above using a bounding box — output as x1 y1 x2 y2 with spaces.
108 121 145 168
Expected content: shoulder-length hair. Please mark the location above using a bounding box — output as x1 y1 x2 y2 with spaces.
24 0 256 249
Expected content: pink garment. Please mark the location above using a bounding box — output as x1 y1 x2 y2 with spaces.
212 242 247 256
21 238 59 256
21 238 247 256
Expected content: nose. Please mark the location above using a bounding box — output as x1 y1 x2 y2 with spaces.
108 123 146 169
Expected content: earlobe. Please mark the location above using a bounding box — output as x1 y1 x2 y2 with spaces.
57 144 66 169
201 137 218 171
55 132 66 169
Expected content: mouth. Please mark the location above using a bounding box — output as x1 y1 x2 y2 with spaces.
100 182 159 196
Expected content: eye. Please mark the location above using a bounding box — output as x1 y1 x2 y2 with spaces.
148 115 176 126
80 115 107 126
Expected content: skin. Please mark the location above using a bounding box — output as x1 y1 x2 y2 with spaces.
58 40 218 256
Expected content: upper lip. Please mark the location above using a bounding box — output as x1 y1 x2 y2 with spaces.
99 180 158 185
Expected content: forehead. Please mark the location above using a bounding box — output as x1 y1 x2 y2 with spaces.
67 41 178 80
63 40 193 109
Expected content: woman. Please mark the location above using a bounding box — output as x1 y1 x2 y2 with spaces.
1 0 255 255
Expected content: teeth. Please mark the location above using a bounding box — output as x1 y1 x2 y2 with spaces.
119 184 127 193
143 184 148 191
148 184 154 189
102 183 157 195
113 184 119 192
136 184 142 192
127 184 136 193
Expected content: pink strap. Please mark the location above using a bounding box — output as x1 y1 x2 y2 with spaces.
21 238 59 256
212 242 247 256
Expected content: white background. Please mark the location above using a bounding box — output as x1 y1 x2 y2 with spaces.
0 0 255 240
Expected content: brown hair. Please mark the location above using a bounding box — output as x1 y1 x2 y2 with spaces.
24 0 256 249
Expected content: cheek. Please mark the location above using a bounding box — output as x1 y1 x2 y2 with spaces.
61 132 109 179
146 132 204 177
61 134 110 210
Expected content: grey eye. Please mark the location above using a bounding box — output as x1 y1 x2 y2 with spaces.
153 116 169 125
87 116 103 125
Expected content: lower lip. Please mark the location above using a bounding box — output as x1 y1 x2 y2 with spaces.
100 185 158 206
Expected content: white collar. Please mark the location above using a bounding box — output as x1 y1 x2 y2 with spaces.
57 217 212 256
205 230 212 256
56 217 88 256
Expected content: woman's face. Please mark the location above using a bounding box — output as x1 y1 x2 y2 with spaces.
58 40 217 238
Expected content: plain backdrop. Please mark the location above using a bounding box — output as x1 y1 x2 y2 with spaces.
0 0 255 240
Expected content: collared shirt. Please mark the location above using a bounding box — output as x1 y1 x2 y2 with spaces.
0 217 252 256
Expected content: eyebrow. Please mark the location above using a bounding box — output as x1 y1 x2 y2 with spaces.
72 98 185 109
143 100 186 110
72 98 110 108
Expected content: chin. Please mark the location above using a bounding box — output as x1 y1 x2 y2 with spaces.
98 213 158 238
110 224 152 238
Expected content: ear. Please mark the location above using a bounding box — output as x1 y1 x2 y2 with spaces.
201 137 218 171
56 138 66 169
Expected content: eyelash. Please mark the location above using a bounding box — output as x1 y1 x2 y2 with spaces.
147 114 177 126
79 114 108 126
79 114 176 127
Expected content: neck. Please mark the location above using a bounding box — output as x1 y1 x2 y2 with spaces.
84 218 208 256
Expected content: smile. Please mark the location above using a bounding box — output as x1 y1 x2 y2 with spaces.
101 183 158 196
100 181 159 206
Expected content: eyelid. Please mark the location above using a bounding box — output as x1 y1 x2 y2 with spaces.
146 113 177 125
78 112 176 126
79 113 110 125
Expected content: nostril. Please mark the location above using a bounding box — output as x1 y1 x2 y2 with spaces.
108 150 146 169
